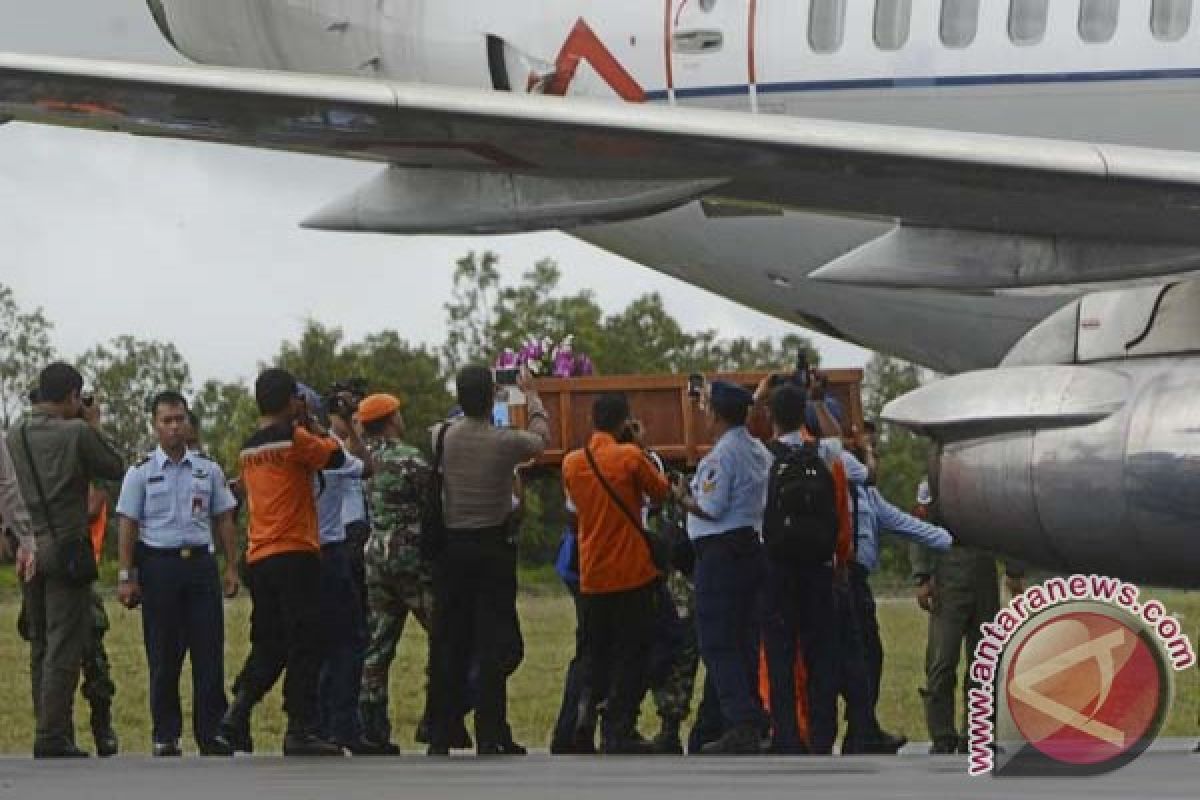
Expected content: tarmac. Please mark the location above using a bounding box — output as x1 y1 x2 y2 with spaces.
0 742 1195 800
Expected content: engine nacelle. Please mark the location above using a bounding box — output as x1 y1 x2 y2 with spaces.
886 358 1200 588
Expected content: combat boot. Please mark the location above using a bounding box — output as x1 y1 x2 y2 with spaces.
360 703 400 753
700 724 761 756
282 727 344 757
929 736 960 755
217 691 255 754
91 705 119 758
652 719 684 755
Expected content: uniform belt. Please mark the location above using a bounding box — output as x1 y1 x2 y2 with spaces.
692 527 757 560
137 543 211 560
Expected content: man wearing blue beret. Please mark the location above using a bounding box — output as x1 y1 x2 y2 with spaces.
673 380 772 755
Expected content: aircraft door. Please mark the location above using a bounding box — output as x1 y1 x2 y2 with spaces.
669 0 752 110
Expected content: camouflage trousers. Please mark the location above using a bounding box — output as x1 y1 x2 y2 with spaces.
651 572 699 724
81 592 115 729
358 561 434 742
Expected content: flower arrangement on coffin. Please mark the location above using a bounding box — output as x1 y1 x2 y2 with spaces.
495 334 595 378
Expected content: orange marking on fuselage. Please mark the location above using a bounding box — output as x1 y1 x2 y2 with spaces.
545 18 647 103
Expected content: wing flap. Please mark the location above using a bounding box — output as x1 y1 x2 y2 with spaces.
6 52 1200 244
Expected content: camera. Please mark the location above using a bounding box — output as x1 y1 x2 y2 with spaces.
494 368 520 387
687 373 705 399
768 353 814 391
324 378 367 419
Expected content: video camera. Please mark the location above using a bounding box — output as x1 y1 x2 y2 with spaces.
324 378 368 419
768 353 824 394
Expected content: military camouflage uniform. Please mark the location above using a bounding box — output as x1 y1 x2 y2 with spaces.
358 436 435 744
81 591 116 737
652 570 699 726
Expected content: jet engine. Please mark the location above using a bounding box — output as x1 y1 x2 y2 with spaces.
885 281 1200 588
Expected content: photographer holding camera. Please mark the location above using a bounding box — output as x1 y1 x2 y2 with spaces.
561 396 671 754
307 385 376 752
325 381 372 597
219 369 347 757
426 365 549 756
7 362 125 758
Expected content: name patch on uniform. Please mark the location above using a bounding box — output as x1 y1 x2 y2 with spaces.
147 475 166 485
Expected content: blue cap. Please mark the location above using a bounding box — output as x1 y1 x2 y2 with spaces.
709 380 755 410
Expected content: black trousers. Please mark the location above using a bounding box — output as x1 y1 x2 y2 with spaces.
578 581 657 745
763 561 838 753
694 530 767 731
550 586 592 751
848 563 884 711
835 570 883 746
137 545 227 745
317 542 366 743
428 531 519 749
233 551 323 732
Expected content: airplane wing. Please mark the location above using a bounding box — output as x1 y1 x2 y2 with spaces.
4 52 1200 262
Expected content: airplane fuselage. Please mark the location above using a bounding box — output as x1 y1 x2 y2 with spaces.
147 0 1200 373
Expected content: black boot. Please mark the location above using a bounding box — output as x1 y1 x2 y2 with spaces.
847 729 908 755
283 727 343 757
217 692 255 754
360 703 400 754
652 719 684 755
91 706 119 758
700 724 761 756
33 742 89 759
929 735 960 755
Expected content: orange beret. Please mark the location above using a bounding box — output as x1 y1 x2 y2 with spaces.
358 393 402 424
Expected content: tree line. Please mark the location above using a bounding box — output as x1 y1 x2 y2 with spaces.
1 252 929 579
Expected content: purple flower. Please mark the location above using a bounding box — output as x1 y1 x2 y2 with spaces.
495 348 518 369
574 354 594 376
552 351 574 378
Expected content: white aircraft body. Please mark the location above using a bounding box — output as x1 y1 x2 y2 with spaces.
3 0 1200 586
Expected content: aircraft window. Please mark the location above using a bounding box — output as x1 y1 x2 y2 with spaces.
940 0 981 47
1009 0 1050 44
875 0 912 50
1151 0 1192 40
809 0 847 53
1079 0 1120 42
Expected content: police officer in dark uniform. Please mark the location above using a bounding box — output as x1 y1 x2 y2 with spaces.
674 380 772 755
116 391 240 756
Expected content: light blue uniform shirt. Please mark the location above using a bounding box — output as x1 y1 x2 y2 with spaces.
854 486 953 573
317 453 364 546
688 426 772 541
341 476 368 527
116 446 236 550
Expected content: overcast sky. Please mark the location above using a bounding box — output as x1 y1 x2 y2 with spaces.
0 0 869 386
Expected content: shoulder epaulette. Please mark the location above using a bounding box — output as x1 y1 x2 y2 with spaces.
191 451 215 463
134 453 153 468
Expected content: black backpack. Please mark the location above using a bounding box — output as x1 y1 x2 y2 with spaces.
762 440 839 564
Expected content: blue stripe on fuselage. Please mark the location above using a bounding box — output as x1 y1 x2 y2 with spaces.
645 65 1200 101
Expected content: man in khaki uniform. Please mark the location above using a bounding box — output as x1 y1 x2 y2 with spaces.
7 363 124 758
910 481 1000 755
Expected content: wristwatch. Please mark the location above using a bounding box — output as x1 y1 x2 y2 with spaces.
118 568 137 583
